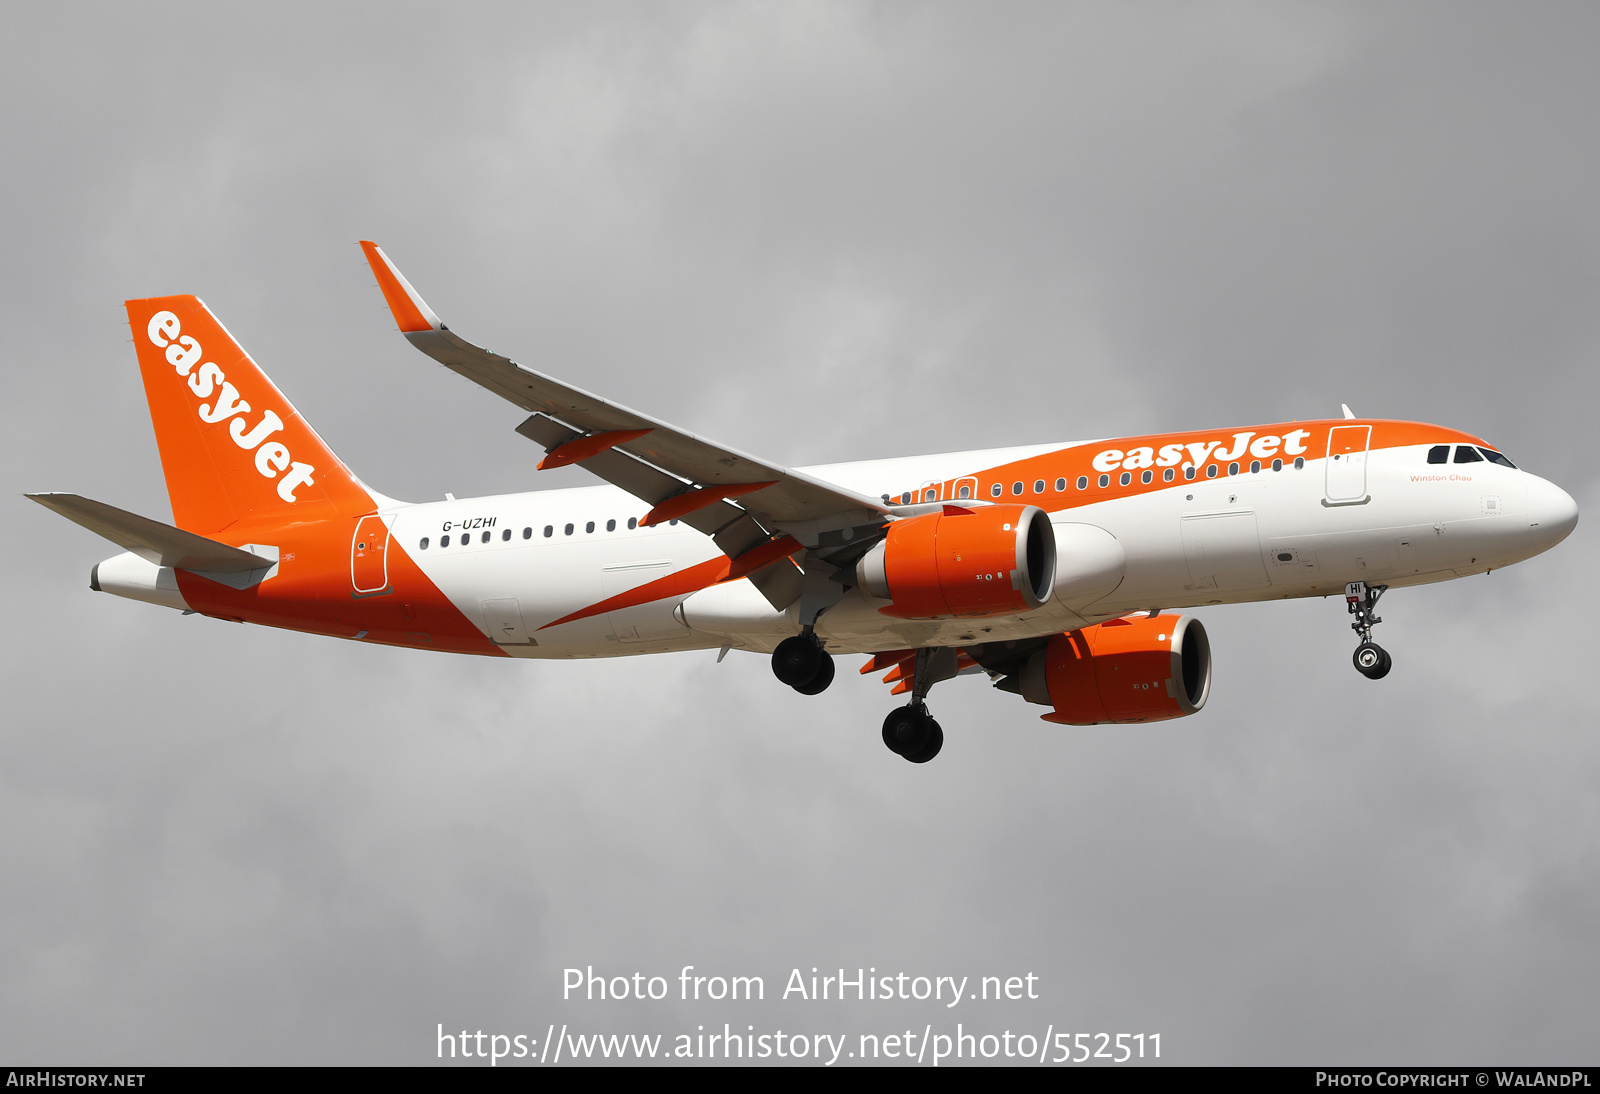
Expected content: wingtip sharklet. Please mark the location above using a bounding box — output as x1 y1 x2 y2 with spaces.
358 240 441 334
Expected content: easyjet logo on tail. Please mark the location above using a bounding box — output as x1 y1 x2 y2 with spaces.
146 311 316 502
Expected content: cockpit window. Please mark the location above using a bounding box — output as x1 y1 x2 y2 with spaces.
1427 445 1449 464
1478 447 1516 468
1453 445 1483 464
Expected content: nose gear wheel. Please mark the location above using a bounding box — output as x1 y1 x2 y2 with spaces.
1345 582 1392 680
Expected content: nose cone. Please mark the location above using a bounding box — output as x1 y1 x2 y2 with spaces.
1526 475 1579 553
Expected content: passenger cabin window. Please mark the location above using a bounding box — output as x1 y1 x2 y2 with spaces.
1206 465 1218 478
1163 468 1175 481
1427 445 1450 464
586 521 595 533
1012 482 1023 495
1228 462 1239 476
607 519 616 531
1185 466 1197 480
502 528 512 541
481 530 491 543
1479 447 1516 468
523 527 532 539
1293 457 1305 470
1033 480 1045 493
419 537 429 550
1141 470 1153 484
1271 459 1282 472
564 524 574 536
1119 472 1132 486
543 525 553 537
441 534 451 547
1454 445 1483 464
990 484 1002 498
957 484 971 499
1249 460 1261 474
628 517 638 530
1076 476 1088 490
1098 474 1109 488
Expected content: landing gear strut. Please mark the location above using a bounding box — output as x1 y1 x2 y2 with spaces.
1346 581 1392 680
880 647 956 763
772 629 835 694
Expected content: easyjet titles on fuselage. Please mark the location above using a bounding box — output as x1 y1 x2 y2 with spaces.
1090 430 1313 474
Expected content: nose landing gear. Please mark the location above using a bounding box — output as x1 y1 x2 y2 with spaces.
1346 582 1392 679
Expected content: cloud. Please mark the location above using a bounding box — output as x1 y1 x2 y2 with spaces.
2 1 1596 1064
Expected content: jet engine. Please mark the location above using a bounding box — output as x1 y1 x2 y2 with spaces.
1016 613 1211 724
855 504 1056 619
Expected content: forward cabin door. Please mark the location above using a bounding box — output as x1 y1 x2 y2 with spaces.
1325 425 1372 504
351 515 390 594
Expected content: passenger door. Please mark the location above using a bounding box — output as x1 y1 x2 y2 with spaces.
351 515 390 594
1325 425 1372 504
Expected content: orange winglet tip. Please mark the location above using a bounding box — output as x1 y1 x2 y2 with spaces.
642 481 777 527
882 664 910 684
358 240 439 334
538 429 653 470
890 681 913 696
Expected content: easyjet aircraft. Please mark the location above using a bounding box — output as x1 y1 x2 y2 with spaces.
30 243 1580 763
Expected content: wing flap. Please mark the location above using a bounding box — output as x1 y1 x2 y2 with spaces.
27 493 274 573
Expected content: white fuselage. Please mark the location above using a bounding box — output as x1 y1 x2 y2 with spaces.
384 440 1569 659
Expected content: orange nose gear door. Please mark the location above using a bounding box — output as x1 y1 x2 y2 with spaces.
351 515 389 594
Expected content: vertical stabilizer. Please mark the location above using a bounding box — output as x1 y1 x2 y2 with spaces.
125 295 373 533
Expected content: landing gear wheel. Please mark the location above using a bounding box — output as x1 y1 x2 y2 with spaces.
1353 642 1391 680
882 705 933 757
772 635 824 687
904 720 944 764
792 652 835 695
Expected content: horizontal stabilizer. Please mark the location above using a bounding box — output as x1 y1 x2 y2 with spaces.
26 493 273 573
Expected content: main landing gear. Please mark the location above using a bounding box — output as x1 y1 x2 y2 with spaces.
1346 581 1392 680
772 630 835 695
882 703 944 764
880 647 957 764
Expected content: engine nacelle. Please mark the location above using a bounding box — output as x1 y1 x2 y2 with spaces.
1018 613 1211 724
856 504 1056 619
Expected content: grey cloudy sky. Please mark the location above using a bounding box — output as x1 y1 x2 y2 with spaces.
2 1 1597 1065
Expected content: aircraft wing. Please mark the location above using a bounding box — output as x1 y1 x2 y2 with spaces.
358 242 891 550
26 493 274 573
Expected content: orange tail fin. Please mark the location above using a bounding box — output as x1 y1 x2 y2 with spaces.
126 295 373 534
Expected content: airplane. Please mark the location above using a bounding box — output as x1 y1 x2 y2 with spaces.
29 242 1580 764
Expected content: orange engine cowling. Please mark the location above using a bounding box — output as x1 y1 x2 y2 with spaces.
855 504 1056 619
1019 613 1211 724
